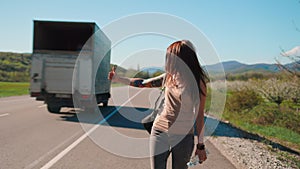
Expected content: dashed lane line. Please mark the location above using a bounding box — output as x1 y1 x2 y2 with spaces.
0 113 9 117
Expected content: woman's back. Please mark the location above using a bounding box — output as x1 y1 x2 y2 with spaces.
153 84 199 135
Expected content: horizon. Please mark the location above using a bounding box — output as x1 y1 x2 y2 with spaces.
0 50 292 68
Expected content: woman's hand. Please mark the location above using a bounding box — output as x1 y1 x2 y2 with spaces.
195 147 207 163
107 66 131 85
108 65 117 81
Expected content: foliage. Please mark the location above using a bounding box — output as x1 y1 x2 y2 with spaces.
255 78 297 106
134 70 151 79
223 79 300 151
224 71 296 81
0 52 31 82
226 72 269 81
223 104 300 151
250 103 300 133
226 86 262 113
133 69 164 79
152 70 164 77
277 49 300 78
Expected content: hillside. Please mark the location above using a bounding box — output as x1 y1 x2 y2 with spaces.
0 51 298 82
0 52 31 82
205 60 282 74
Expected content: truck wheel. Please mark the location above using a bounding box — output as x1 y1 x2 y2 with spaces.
102 102 108 107
47 104 61 113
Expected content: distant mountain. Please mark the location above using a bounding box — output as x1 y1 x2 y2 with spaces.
204 61 245 73
284 61 300 71
205 60 283 74
135 60 297 75
139 67 164 74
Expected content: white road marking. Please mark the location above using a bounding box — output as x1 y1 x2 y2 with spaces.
24 130 84 169
0 113 9 117
40 90 143 169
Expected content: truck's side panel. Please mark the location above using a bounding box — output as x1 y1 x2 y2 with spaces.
94 26 111 95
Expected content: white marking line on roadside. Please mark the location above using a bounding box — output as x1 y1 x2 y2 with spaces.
24 130 84 169
0 113 9 117
40 90 143 169
38 105 47 108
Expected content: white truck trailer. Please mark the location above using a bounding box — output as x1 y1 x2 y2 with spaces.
30 20 111 113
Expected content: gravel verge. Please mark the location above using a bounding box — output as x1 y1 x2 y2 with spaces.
209 136 299 169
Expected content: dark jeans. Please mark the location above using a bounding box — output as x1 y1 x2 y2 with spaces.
150 128 194 169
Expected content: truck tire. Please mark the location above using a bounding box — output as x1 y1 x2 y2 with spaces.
102 101 108 107
47 104 61 113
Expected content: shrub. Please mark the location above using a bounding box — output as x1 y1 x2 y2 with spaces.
226 86 262 113
251 103 300 134
255 78 296 107
251 103 279 125
288 78 300 105
225 79 300 134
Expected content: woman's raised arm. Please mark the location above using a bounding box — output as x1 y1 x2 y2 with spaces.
108 67 165 88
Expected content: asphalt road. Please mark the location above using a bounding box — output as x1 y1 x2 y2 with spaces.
0 86 236 169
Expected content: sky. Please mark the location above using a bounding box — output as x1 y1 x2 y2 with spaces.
0 0 300 68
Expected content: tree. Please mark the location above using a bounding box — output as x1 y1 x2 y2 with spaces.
276 46 300 78
276 18 300 78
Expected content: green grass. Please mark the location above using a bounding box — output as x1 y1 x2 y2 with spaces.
277 151 300 168
221 85 300 153
111 82 126 87
241 122 300 149
0 82 29 97
0 82 124 98
224 113 300 151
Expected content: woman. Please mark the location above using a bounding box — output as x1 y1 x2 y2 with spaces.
109 40 207 169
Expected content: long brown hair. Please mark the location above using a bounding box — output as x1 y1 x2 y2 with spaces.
165 40 208 95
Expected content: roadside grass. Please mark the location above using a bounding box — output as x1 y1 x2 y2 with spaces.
0 82 123 98
220 83 300 152
222 100 300 151
111 82 126 87
223 111 300 168
277 151 300 168
0 82 29 97
242 124 300 147
225 115 300 150
205 82 300 167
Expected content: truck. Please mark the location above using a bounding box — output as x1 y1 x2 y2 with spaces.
30 20 111 113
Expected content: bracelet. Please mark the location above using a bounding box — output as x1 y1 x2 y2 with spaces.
197 143 205 150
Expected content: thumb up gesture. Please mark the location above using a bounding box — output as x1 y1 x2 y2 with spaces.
108 65 117 80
